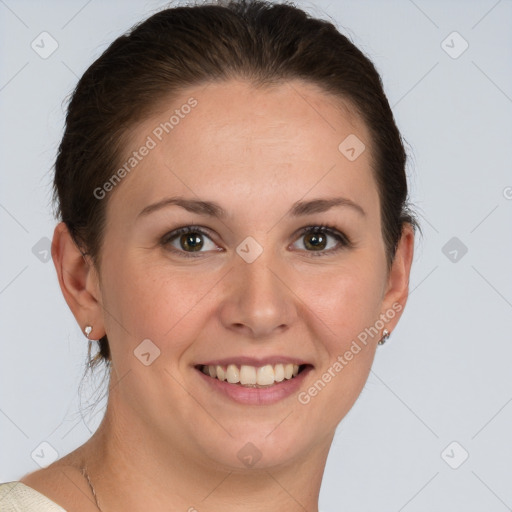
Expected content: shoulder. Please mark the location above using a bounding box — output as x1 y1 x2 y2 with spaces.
14 463 98 512
0 480 66 511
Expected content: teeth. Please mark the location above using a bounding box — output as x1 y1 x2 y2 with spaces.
240 365 257 385
216 365 226 381
256 365 274 386
226 364 240 384
274 364 285 382
201 363 301 387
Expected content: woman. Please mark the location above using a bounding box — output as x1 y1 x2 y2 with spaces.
1 0 416 510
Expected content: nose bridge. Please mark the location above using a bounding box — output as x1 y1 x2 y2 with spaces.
220 241 297 338
242 249 280 299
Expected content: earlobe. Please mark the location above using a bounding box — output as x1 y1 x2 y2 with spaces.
381 223 415 331
51 222 105 337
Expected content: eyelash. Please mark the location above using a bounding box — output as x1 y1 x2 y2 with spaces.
160 224 353 259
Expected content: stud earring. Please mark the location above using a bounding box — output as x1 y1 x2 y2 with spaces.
84 325 93 338
378 328 390 345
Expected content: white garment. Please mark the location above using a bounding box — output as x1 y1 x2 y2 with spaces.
0 481 66 511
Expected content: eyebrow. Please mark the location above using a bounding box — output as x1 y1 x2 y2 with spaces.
137 195 366 219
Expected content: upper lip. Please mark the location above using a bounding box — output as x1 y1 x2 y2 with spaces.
196 356 312 367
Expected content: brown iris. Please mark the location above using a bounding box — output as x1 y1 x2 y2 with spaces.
179 232 204 252
303 231 327 251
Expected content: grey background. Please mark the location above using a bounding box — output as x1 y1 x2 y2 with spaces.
1 0 511 510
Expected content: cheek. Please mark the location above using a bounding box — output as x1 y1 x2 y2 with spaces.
296 269 383 428
295 255 385 414
100 255 219 362
301 258 385 349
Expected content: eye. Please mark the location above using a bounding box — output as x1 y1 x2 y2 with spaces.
161 226 220 258
291 224 352 256
161 223 352 259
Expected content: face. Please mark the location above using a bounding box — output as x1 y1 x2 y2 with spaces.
76 79 411 471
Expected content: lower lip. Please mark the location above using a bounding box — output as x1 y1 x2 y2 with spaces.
196 366 313 405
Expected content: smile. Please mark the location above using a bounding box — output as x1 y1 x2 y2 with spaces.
198 363 305 387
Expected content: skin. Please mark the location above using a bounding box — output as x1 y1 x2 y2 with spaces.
21 79 414 512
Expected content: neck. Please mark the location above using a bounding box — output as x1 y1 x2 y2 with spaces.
78 388 332 512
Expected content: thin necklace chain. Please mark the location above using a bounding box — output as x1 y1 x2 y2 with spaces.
81 466 103 512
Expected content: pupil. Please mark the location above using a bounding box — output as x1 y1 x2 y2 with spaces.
181 233 203 251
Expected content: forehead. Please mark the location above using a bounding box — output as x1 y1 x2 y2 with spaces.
107 79 378 222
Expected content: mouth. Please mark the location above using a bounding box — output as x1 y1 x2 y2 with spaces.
194 362 311 388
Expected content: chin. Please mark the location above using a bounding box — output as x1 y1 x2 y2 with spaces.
194 421 324 472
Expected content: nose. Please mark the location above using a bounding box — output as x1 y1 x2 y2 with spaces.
218 248 298 340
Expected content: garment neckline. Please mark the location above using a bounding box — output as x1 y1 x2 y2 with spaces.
1 481 67 510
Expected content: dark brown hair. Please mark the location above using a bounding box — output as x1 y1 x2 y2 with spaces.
52 0 417 371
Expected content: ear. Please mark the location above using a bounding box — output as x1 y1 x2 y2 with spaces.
51 222 105 340
380 223 415 332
